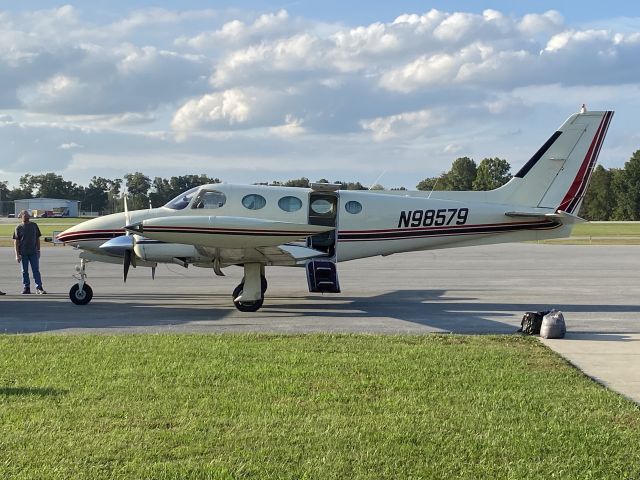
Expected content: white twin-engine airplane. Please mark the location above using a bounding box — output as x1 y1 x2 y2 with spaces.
57 108 613 312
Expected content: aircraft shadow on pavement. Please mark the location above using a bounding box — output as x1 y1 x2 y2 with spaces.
2 289 640 335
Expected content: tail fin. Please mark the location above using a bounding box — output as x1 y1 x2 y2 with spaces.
491 109 613 214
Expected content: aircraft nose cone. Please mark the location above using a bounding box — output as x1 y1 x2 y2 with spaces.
99 235 134 256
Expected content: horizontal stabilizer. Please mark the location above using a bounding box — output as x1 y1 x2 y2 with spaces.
505 210 586 224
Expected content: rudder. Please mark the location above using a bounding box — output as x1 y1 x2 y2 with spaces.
490 109 613 213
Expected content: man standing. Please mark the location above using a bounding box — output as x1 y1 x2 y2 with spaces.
13 210 46 294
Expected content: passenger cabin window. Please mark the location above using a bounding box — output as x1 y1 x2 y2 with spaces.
164 186 199 210
278 196 302 212
242 194 266 210
192 190 226 209
345 201 362 214
310 198 334 215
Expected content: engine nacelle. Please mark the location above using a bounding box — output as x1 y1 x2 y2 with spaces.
134 242 209 264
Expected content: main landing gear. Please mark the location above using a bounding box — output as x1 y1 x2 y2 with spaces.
69 258 93 305
232 263 267 312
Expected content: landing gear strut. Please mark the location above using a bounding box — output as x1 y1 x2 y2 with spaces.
69 258 93 305
232 263 267 312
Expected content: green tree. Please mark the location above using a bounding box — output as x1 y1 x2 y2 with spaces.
149 174 220 207
447 157 477 190
472 157 511 191
83 180 108 214
333 181 367 190
0 180 9 215
284 177 310 188
580 165 614 220
20 173 83 199
124 172 152 210
416 177 440 191
611 150 640 220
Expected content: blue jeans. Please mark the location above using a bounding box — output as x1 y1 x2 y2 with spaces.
20 253 43 290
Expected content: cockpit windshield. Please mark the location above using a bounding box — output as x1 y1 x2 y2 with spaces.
163 186 200 210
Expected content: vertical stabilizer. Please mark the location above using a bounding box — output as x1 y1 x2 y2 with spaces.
489 109 613 213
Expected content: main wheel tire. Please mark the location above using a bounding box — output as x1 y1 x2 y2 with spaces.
237 276 268 294
69 283 93 305
232 283 264 312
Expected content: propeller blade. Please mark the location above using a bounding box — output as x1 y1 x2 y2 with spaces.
124 195 131 227
123 250 132 283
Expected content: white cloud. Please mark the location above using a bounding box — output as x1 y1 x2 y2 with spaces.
176 10 292 50
1 5 640 189
360 108 443 141
270 115 306 137
58 142 82 150
172 89 252 131
517 10 564 36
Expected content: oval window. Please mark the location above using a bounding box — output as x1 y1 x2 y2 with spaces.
311 198 333 215
192 190 226 209
242 194 266 210
345 201 362 214
278 196 302 212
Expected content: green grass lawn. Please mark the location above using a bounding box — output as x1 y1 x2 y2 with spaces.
572 222 640 237
1 335 638 479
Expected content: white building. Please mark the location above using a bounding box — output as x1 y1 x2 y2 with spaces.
14 198 80 217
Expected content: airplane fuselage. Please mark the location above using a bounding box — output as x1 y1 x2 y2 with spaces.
58 183 567 266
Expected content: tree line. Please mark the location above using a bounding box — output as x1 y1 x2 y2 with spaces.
413 150 640 221
1 149 639 219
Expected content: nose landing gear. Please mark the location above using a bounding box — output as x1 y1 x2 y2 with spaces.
69 258 93 305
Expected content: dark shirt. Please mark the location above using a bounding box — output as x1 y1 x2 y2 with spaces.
13 222 42 255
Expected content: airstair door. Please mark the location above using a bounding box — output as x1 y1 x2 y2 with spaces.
306 184 340 293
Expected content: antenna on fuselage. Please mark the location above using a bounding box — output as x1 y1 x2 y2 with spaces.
368 170 387 190
427 177 440 199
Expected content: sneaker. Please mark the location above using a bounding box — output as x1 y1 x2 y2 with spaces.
0 291 5 295
22 288 31 294
36 288 47 295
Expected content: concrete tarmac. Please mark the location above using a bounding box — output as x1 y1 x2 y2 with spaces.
1 244 639 402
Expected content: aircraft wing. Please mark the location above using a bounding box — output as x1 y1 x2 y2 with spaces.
193 243 328 268
126 215 334 249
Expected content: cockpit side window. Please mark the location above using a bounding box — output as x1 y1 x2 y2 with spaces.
192 190 227 209
164 186 199 210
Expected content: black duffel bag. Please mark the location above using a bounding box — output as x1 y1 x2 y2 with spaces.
517 310 550 335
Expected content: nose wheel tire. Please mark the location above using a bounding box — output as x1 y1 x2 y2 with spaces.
232 282 264 312
69 283 93 305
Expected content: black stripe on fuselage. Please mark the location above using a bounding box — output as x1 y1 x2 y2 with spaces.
514 131 563 178
143 227 315 237
338 220 559 241
58 232 122 242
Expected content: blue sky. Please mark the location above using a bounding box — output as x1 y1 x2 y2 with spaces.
8 1 640 23
1 2 639 189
